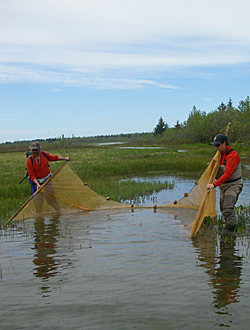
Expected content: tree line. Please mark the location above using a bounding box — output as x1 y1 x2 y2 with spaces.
1 96 249 150
153 96 250 145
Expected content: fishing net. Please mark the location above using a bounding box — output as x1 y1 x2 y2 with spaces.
10 162 130 222
9 125 230 237
9 152 220 235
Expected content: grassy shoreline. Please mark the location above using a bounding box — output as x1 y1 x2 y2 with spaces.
1 143 250 224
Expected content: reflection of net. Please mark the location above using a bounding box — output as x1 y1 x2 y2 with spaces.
11 152 220 233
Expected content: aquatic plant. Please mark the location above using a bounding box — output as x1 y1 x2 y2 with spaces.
196 205 250 241
117 179 175 205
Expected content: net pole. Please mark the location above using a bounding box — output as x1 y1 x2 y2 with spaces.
7 161 68 222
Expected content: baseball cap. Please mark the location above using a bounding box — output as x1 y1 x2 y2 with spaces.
211 134 227 146
29 141 41 150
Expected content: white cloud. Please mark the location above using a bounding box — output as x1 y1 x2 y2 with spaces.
1 0 250 45
1 0 250 89
0 63 179 89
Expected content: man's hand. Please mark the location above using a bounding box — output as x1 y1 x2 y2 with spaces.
206 183 215 191
33 178 41 191
36 183 42 190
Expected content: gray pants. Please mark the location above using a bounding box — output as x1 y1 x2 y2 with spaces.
219 179 243 228
33 181 61 213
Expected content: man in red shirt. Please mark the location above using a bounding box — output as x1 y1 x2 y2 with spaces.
206 134 243 232
27 141 71 213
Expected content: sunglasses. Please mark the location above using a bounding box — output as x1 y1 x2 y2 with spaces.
32 149 38 151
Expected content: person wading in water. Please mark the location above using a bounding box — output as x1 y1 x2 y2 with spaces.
26 141 71 213
206 134 243 233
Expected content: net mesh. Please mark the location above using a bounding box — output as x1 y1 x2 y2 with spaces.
11 162 129 222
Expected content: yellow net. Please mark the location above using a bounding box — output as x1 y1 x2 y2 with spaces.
9 155 219 234
189 151 221 237
10 162 130 222
9 125 230 237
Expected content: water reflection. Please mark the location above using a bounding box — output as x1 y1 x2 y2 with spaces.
193 235 243 314
32 215 60 279
213 239 242 309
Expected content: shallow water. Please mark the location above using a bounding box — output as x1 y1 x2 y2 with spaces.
1 177 250 330
121 175 250 210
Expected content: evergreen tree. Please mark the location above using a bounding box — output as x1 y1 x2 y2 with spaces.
227 97 233 109
174 120 181 129
153 117 166 136
218 102 226 113
234 96 250 143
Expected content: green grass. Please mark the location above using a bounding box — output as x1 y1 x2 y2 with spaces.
71 146 211 179
114 178 174 205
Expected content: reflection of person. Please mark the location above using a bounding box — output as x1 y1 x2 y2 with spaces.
33 215 60 279
27 141 71 213
192 235 242 312
206 134 243 232
212 238 242 309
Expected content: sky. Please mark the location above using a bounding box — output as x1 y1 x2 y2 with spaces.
0 0 250 143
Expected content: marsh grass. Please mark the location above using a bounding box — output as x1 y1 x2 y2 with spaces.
196 205 250 241
69 146 207 202
118 179 175 204
235 205 250 236
71 146 210 181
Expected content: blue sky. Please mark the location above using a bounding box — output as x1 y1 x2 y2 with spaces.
1 0 250 143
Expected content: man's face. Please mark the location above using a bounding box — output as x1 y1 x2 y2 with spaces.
215 141 227 152
32 148 40 158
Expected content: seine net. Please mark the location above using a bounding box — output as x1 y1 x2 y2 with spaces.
10 154 219 230
10 125 230 237
11 162 130 222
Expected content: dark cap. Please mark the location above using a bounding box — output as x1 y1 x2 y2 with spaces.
211 134 228 146
29 141 41 150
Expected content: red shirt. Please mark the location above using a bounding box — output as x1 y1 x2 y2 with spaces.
214 146 241 187
26 151 58 181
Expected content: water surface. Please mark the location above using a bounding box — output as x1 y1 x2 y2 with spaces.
1 177 250 330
